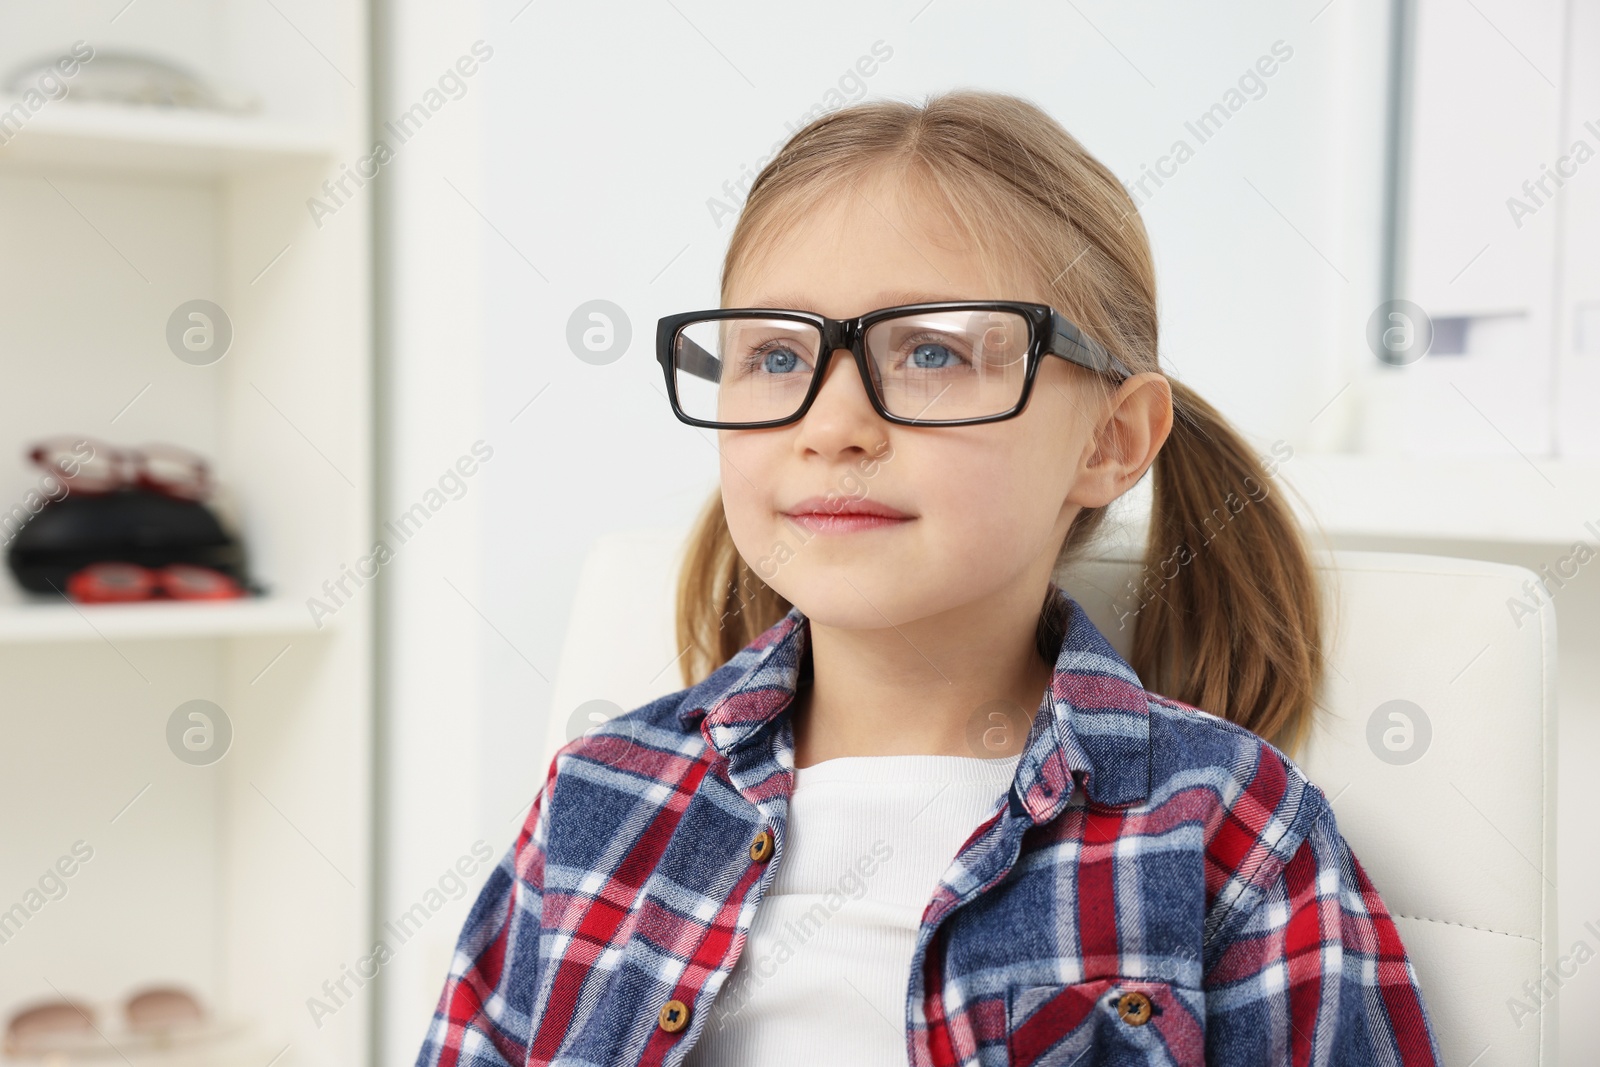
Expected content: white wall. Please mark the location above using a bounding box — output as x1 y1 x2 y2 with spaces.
371 1 490 1062
470 0 1390 912
377 0 1599 1061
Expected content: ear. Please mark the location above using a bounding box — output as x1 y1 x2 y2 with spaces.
1066 372 1174 509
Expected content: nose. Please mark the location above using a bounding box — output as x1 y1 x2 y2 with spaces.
792 346 885 448
811 345 882 413
822 344 872 395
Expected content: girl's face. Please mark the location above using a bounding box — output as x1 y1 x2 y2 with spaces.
720 170 1127 631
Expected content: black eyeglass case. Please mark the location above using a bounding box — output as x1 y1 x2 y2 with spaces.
4 488 259 597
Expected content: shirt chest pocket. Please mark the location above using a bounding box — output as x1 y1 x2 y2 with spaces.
1006 978 1204 1067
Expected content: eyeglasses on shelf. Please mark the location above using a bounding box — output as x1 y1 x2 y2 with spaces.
28 435 212 501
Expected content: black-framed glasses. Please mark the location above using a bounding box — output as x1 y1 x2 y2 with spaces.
655 300 1134 429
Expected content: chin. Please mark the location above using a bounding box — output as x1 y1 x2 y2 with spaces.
777 577 931 631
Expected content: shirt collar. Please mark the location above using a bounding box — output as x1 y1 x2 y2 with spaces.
675 583 1152 821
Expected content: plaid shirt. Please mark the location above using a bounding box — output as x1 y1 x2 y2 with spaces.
416 584 1443 1066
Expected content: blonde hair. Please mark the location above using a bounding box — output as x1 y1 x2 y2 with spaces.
673 89 1326 756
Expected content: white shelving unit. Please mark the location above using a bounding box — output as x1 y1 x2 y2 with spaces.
0 587 321 645
0 95 338 175
0 5 372 1066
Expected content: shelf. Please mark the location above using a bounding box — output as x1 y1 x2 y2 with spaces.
0 585 325 644
0 97 337 176
1278 452 1600 547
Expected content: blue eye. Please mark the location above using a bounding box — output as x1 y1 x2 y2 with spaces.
742 344 808 375
762 348 802 373
909 342 958 369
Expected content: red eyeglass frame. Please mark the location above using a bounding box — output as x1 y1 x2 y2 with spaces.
28 435 213 502
65 562 244 603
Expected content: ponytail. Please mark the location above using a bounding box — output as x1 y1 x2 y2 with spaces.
1122 379 1328 755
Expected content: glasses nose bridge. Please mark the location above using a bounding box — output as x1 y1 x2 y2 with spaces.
813 315 875 397
818 315 864 358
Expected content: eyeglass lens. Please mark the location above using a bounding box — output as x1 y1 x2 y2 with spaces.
672 309 1033 424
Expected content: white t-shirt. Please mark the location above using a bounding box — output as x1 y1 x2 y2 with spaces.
684 752 1022 1066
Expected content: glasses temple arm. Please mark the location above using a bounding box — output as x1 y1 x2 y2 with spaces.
675 334 723 384
1050 312 1134 381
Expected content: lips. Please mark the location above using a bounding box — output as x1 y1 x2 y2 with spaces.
779 494 914 535
781 495 912 519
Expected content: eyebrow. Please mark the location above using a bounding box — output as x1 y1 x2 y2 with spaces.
742 290 972 314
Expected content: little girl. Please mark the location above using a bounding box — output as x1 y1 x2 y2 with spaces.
417 90 1442 1066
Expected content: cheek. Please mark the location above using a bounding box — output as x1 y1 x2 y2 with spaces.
718 438 775 538
930 480 1038 553
913 435 1073 560
917 437 1045 519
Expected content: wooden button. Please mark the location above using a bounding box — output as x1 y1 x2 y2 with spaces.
749 829 774 862
658 998 690 1032
1116 990 1152 1026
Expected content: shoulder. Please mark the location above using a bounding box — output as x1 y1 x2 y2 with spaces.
533 672 740 827
544 644 767 776
548 687 708 784
1133 690 1337 926
1139 688 1330 825
520 669 781 879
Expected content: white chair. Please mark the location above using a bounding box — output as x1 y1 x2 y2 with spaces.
544 527 1560 1066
